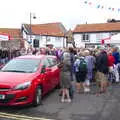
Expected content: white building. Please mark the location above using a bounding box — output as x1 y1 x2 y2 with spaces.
73 22 120 48
21 22 67 49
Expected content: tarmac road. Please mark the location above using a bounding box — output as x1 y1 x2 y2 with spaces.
0 82 120 120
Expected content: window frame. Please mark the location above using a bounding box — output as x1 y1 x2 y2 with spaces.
81 34 90 42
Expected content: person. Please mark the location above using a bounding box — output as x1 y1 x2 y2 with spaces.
107 50 115 83
74 55 81 93
60 48 72 103
69 47 75 81
32 48 38 55
96 47 109 94
84 49 96 92
112 47 120 83
74 51 87 93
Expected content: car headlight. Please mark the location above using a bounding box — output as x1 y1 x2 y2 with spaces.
13 81 31 90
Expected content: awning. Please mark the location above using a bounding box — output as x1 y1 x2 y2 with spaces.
101 37 111 44
110 34 120 43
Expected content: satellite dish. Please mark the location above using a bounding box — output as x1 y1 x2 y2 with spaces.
107 19 111 23
107 18 116 23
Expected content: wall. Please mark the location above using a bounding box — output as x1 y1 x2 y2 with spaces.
73 32 111 47
26 35 66 48
73 34 85 48
0 40 21 50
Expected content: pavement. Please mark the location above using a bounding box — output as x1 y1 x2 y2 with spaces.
0 82 120 120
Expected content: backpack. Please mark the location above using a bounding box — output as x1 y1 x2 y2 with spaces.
118 53 120 63
78 58 87 73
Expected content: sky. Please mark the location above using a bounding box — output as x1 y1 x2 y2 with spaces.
0 0 120 30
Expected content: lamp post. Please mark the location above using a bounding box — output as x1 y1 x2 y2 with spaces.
29 12 36 45
63 33 66 48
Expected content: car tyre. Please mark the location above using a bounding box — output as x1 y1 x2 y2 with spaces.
33 86 42 107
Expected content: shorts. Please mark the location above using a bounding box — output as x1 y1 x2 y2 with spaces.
75 72 86 83
95 71 107 83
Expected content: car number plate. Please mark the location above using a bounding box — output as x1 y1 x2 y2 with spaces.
0 94 5 99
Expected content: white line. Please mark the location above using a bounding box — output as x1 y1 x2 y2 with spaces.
0 112 54 120
0 115 23 120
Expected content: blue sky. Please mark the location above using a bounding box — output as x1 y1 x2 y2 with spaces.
0 0 120 30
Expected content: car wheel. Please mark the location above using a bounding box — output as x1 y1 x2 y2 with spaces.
33 86 42 107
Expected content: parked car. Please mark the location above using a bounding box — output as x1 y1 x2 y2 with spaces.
0 55 60 106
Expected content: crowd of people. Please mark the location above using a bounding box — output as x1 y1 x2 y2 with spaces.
58 46 120 103
1 46 120 103
0 49 21 65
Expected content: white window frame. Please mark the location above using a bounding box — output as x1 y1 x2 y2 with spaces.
82 34 90 42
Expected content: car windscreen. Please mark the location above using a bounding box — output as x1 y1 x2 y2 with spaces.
0 59 41 73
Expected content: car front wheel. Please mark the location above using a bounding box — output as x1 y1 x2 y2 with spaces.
33 86 42 107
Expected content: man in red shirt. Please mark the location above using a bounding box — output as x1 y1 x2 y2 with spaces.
107 50 115 83
107 50 115 72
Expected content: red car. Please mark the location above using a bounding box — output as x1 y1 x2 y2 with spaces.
0 55 60 106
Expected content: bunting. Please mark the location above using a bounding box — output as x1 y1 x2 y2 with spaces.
84 0 120 12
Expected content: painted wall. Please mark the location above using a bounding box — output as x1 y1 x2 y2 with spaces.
73 32 111 47
26 34 66 48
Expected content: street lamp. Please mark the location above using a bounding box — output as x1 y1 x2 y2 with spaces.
29 12 36 44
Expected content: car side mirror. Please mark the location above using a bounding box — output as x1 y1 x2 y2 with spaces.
41 65 46 73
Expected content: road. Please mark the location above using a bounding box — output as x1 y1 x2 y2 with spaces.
0 82 120 120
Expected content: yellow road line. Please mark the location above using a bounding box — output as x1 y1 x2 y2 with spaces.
0 112 54 120
0 114 22 120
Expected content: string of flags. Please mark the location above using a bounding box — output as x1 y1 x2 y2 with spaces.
84 0 120 12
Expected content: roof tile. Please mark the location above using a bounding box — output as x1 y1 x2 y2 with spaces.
73 22 120 33
0 28 21 39
30 22 66 36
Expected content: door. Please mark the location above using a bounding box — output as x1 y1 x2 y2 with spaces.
47 57 60 89
40 58 52 94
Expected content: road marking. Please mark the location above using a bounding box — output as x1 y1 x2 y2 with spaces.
0 112 54 120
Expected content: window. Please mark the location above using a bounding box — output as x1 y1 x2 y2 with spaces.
82 34 90 42
1 59 41 73
41 59 50 68
33 39 39 48
47 57 57 67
